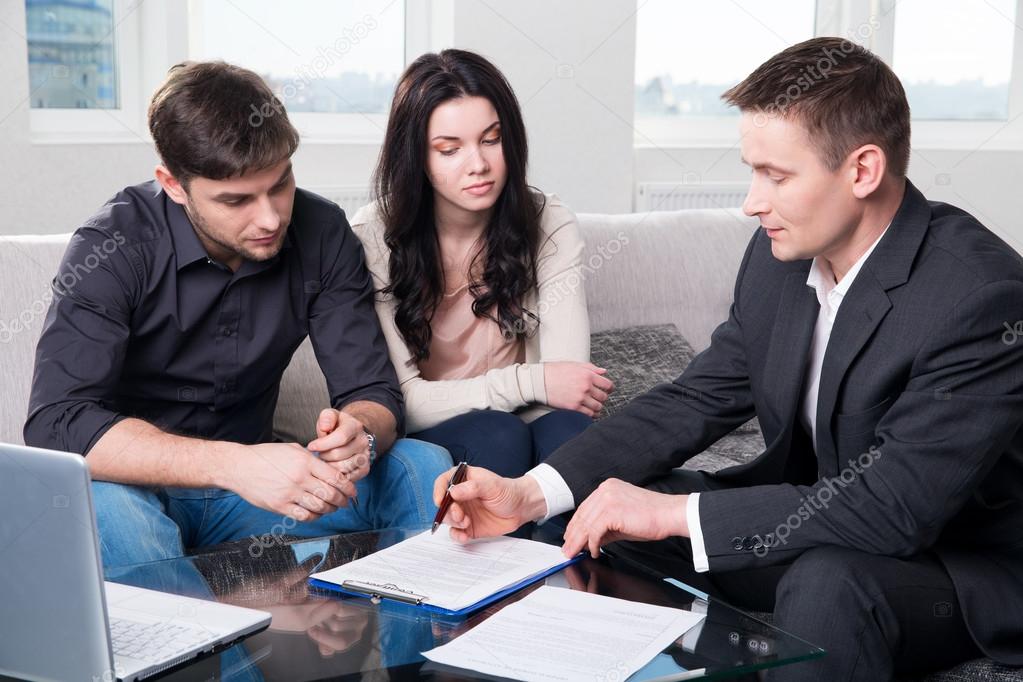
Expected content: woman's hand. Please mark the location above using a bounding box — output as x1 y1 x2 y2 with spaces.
543 361 615 417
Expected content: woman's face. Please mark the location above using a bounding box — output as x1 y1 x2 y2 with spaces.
425 95 508 221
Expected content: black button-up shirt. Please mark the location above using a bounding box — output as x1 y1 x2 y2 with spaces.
24 180 403 454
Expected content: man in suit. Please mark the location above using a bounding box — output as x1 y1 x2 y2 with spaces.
433 38 1023 680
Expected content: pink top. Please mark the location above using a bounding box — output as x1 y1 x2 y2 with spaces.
418 282 525 381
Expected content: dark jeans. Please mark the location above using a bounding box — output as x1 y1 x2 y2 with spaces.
606 469 983 682
410 409 592 478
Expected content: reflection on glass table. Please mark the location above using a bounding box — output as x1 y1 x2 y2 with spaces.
103 527 824 681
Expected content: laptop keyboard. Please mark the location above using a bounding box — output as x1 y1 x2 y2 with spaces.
110 616 213 662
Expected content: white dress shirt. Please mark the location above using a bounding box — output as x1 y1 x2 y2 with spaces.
527 224 890 572
798 225 889 449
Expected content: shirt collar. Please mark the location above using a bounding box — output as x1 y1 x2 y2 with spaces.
165 193 211 271
806 221 891 301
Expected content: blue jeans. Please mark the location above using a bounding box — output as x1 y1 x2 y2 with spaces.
92 438 452 569
410 409 592 478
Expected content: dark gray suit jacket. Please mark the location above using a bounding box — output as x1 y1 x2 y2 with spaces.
546 181 1023 664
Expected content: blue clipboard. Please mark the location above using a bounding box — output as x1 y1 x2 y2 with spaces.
308 553 583 617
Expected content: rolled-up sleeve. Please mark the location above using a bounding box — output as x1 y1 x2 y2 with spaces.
23 228 135 454
308 211 405 434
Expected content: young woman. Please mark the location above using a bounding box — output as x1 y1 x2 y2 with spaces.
351 49 613 479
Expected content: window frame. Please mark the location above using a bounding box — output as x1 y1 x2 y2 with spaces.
28 0 428 145
875 0 1023 149
633 0 1023 151
28 0 146 143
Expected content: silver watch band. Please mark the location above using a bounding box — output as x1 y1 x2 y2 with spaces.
363 427 377 463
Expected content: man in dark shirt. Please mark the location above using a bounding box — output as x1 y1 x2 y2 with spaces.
24 61 452 569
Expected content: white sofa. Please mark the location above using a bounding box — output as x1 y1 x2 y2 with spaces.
0 207 760 447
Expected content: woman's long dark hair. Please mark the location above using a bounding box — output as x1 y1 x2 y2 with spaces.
374 49 542 363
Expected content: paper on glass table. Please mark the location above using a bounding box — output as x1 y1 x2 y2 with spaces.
309 527 574 613
421 585 706 682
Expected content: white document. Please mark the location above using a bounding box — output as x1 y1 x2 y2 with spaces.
421 585 706 682
309 528 571 612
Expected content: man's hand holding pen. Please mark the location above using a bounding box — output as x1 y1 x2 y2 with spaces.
433 461 469 533
431 464 548 542
432 467 690 560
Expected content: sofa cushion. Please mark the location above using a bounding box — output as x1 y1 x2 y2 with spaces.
273 338 329 445
0 234 74 445
590 323 758 431
589 323 696 420
909 661 1023 682
588 323 763 469
576 208 757 351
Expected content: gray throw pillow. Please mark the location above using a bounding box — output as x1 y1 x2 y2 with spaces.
588 324 693 420
589 324 759 434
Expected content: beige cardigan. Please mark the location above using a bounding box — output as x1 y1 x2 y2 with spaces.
351 194 590 433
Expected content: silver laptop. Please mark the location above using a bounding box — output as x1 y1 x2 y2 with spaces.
0 443 271 681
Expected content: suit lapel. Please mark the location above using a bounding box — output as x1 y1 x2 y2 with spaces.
814 280 892 472
760 269 819 459
812 180 932 472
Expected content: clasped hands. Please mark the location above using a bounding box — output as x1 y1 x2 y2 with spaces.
227 408 373 521
432 465 691 558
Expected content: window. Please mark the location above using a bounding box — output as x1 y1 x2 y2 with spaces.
892 0 1017 120
189 0 405 116
25 0 119 109
26 0 415 141
635 0 817 119
633 0 1023 148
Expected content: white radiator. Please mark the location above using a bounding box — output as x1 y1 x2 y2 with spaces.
635 182 748 212
305 186 373 214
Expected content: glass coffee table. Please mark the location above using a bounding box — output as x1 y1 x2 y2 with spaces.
103 527 824 681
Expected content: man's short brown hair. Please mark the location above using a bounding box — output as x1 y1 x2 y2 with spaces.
148 61 299 187
723 37 911 177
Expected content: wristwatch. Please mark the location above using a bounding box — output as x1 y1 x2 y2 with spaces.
363 427 377 464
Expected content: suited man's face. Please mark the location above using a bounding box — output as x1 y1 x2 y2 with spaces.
738 112 862 263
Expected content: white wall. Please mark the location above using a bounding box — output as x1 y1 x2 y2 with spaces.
446 0 636 214
0 2 155 236
0 0 635 235
1 0 1020 250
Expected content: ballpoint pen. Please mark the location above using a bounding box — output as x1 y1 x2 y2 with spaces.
432 461 469 534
